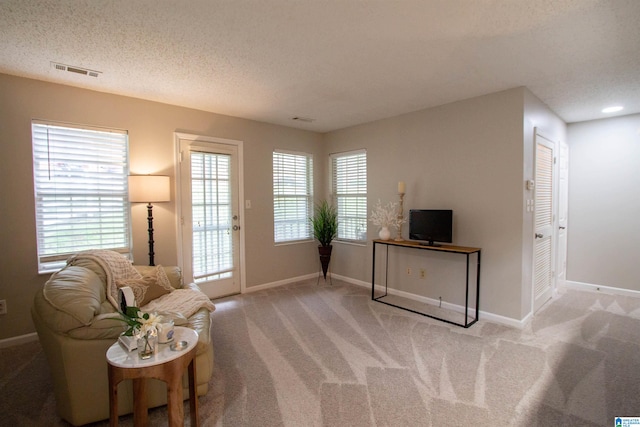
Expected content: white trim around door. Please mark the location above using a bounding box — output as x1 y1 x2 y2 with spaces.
174 132 246 298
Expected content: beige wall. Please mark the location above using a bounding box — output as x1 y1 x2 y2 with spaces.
0 73 323 340
324 87 541 321
0 72 569 341
567 114 640 291
323 87 566 321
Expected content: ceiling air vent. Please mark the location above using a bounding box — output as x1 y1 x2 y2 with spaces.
51 62 101 78
291 116 315 123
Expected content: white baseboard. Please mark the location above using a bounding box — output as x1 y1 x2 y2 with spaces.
0 332 38 349
338 276 640 328
244 273 531 329
331 273 369 288
334 274 528 329
244 273 318 293
482 310 531 329
564 280 640 298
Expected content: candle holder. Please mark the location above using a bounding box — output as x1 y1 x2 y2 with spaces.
395 192 405 241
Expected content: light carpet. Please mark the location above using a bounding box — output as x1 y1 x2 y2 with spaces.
1 278 640 426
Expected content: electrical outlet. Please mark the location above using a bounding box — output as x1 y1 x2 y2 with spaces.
0 299 6 315
406 267 412 276
419 269 426 279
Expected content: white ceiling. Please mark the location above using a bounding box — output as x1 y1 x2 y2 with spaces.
1 0 639 133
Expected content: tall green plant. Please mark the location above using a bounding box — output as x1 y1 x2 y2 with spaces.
310 200 338 246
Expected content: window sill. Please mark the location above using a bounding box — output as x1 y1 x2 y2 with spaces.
274 239 315 247
334 239 367 247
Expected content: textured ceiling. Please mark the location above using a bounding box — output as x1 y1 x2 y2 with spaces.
1 0 639 132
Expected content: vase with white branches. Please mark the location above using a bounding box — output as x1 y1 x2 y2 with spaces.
369 200 405 240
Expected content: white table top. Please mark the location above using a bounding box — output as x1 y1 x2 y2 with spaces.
106 326 198 369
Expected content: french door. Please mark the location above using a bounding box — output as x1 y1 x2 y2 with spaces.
176 133 242 299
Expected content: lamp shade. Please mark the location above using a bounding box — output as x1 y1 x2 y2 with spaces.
128 175 171 203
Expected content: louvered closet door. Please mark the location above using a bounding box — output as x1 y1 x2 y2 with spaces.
533 132 555 312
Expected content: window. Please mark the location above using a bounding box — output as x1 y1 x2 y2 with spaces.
32 121 131 273
273 150 313 243
331 150 367 242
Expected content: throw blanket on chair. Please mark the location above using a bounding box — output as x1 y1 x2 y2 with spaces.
67 250 142 310
67 250 216 318
142 288 216 319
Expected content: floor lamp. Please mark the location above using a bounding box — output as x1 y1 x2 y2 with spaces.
128 175 171 266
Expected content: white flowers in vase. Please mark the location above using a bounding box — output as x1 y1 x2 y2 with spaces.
369 199 405 231
121 307 162 338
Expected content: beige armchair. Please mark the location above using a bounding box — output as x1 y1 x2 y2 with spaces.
31 261 214 426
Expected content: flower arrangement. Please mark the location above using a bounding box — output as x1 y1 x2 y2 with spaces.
369 199 405 229
121 306 162 337
119 306 162 358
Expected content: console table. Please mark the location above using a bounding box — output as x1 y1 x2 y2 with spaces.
371 239 481 328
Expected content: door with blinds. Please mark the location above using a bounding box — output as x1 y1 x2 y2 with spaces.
533 131 556 312
177 134 242 299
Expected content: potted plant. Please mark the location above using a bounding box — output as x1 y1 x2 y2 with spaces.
310 200 338 279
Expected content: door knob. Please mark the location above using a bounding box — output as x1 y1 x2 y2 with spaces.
535 233 543 239
232 225 240 231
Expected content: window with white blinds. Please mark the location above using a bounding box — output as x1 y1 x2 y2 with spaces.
32 121 131 273
273 150 313 243
331 150 367 242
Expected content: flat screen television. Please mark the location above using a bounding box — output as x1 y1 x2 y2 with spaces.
409 209 453 246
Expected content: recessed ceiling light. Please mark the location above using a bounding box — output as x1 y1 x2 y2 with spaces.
602 106 624 113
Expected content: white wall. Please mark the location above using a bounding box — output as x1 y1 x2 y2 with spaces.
567 114 640 291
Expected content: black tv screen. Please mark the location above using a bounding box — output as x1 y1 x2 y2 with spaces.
409 209 453 246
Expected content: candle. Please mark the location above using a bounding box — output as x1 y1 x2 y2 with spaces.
398 181 406 194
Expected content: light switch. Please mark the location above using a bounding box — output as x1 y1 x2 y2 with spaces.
245 200 252 209
526 199 535 212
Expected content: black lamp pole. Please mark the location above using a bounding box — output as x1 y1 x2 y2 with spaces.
129 174 170 267
146 202 155 266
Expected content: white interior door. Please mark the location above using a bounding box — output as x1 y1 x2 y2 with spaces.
556 140 569 288
533 131 556 312
177 134 242 299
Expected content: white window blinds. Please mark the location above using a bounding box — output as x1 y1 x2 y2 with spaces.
32 122 131 272
190 151 233 282
273 150 313 243
331 150 367 241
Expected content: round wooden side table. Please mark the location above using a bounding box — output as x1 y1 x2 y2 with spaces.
106 326 199 427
